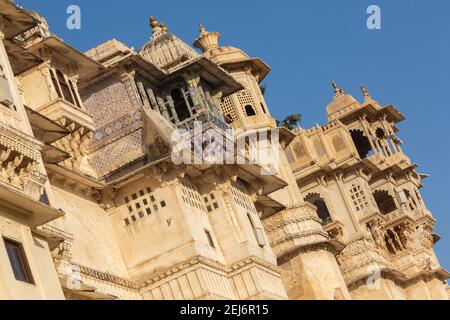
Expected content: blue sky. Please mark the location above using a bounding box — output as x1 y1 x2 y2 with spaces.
16 0 450 270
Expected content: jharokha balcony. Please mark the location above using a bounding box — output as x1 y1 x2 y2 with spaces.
35 98 95 132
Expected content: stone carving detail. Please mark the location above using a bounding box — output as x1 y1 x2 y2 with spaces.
0 125 41 190
54 122 93 174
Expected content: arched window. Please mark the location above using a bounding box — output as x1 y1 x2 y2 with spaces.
375 128 386 139
373 190 397 215
375 127 391 156
244 104 256 117
304 193 332 226
350 129 373 159
171 88 191 122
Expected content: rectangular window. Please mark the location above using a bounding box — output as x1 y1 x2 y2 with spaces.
50 70 63 98
247 213 266 247
56 70 75 105
3 238 34 284
204 230 215 248
68 80 82 108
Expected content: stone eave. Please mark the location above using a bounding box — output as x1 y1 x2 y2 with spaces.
277 239 346 265
28 36 104 80
32 227 65 250
338 102 405 124
256 194 286 219
217 56 271 83
347 267 450 290
0 183 64 227
0 0 38 39
237 163 288 195
25 105 71 144
4 39 43 75
46 163 103 189
162 56 244 98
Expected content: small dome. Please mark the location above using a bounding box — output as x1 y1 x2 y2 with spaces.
204 46 249 65
326 82 361 121
139 19 198 71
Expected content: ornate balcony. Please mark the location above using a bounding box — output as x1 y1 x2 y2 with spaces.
36 98 94 131
35 99 95 175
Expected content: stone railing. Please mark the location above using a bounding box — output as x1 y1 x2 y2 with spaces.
263 203 329 255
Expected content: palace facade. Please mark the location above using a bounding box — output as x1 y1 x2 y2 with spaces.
0 0 448 300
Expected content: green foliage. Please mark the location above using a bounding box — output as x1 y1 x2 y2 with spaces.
277 113 302 130
259 83 267 96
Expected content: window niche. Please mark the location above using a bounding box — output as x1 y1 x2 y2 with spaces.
373 190 397 215
171 88 192 122
49 68 82 108
304 193 332 226
244 104 256 117
350 129 373 159
3 237 34 284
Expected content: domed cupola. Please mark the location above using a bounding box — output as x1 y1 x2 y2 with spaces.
139 17 198 71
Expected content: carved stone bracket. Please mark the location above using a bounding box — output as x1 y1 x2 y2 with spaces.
0 124 42 190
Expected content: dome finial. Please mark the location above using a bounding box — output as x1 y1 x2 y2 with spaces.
160 22 168 33
193 23 221 52
199 23 206 34
332 81 345 97
360 84 371 100
149 16 158 29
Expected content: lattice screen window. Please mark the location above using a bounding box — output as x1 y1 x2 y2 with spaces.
237 89 258 116
220 96 238 122
181 181 207 213
349 184 369 212
204 192 219 212
231 180 257 214
123 187 166 226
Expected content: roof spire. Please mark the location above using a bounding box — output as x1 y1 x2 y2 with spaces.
193 23 221 52
149 16 167 39
360 84 371 100
149 16 158 29
332 81 345 97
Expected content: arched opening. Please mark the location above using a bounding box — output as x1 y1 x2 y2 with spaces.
244 104 256 117
304 193 332 226
373 190 397 215
171 88 190 122
375 128 386 139
350 129 373 159
375 127 391 156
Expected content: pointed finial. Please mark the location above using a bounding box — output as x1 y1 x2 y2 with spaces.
193 23 221 52
199 23 206 34
149 16 158 29
332 81 345 97
160 22 168 33
360 84 371 100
